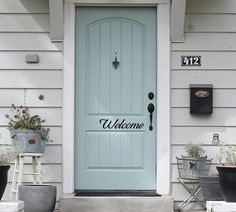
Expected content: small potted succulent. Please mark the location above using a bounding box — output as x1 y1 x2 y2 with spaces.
0 145 18 200
6 104 50 153
216 144 236 202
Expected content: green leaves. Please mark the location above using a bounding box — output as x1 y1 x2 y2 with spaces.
184 142 205 158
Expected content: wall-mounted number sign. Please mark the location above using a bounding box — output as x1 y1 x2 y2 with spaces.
181 56 201 66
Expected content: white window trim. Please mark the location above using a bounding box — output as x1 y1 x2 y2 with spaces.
63 1 171 194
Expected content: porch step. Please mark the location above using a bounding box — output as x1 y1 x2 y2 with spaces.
60 194 174 212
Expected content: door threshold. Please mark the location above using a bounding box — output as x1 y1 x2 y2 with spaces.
74 190 161 197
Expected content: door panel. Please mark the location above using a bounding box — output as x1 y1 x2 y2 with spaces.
75 7 157 190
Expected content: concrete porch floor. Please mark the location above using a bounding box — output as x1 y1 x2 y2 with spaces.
60 193 174 212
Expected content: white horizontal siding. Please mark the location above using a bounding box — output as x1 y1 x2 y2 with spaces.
0 0 63 205
0 14 49 32
171 0 236 207
172 33 236 51
25 89 62 107
172 108 236 126
0 71 62 88
172 126 236 145
0 89 62 107
185 14 236 32
0 0 49 13
186 0 236 14
0 33 62 51
0 52 63 69
172 71 236 88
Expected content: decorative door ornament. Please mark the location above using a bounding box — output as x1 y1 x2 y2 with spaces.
112 53 120 70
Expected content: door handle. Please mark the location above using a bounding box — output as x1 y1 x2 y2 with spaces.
147 103 155 131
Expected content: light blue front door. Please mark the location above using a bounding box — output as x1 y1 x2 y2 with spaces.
75 7 157 190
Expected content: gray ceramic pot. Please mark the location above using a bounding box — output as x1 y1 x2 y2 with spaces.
10 129 46 153
18 185 56 212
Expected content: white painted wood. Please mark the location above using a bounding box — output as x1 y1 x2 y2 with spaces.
0 14 49 32
172 108 236 127
172 89 236 108
65 0 170 4
1 108 62 125
172 33 236 51
0 0 49 13
156 3 171 194
8 164 62 183
170 0 186 42
0 71 62 88
172 71 236 88
185 14 236 32
186 0 236 14
172 52 236 70
0 33 62 51
172 126 236 145
64 2 171 194
49 0 64 41
0 90 24 106
0 52 63 69
63 3 75 193
25 89 62 107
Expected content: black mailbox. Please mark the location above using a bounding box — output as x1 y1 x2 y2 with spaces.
190 84 213 114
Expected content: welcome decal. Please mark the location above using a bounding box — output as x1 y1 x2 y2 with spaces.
99 119 144 130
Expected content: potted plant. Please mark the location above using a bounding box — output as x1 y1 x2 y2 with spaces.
0 145 18 200
6 104 50 153
216 144 236 202
176 143 212 180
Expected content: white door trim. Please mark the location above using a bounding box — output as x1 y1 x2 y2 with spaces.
63 2 171 194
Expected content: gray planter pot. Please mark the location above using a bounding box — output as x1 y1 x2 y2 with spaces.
18 185 56 212
199 176 223 201
10 129 46 153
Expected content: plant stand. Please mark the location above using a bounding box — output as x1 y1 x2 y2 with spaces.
10 153 43 200
177 178 206 211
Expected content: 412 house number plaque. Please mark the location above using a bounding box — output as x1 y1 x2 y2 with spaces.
181 56 201 66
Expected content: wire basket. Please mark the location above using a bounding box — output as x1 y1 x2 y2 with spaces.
176 156 212 180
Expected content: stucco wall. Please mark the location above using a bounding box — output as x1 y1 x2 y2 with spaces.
171 0 236 209
0 0 63 209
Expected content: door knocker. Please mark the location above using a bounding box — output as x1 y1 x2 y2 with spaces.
112 53 120 70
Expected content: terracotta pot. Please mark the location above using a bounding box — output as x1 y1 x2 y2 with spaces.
216 166 236 202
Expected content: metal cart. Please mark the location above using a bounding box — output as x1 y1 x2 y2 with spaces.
176 156 212 211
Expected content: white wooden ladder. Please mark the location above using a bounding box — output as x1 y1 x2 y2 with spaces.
10 153 43 200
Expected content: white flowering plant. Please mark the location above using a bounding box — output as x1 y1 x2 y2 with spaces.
0 145 19 166
216 144 236 166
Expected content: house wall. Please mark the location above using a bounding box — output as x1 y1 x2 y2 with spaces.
171 0 236 209
0 0 63 209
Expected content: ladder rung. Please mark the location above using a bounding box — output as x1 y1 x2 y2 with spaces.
11 189 17 193
23 173 40 175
